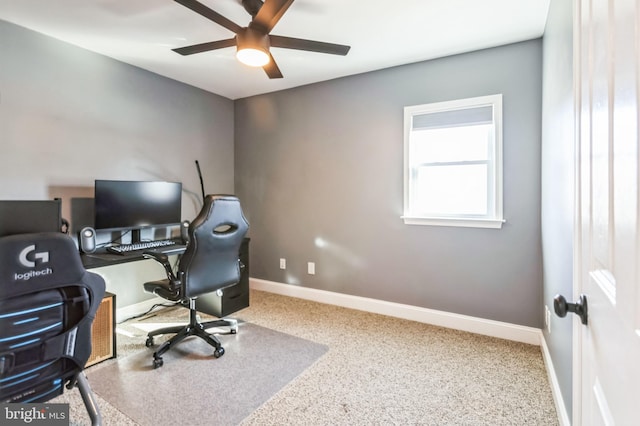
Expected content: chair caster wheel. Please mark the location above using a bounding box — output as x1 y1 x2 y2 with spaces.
153 357 163 369
145 337 154 347
214 347 225 358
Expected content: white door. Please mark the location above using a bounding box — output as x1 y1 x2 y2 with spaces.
572 0 640 423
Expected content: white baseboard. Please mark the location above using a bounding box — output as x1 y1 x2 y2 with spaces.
540 335 572 426
115 296 167 324
250 278 541 346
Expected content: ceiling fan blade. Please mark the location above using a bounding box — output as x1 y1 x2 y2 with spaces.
270 35 350 56
263 53 283 79
251 0 294 33
173 38 237 55
174 0 243 34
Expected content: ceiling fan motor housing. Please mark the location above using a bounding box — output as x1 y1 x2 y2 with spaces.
241 0 264 17
236 27 270 53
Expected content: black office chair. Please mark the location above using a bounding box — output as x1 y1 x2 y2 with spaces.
0 232 105 425
142 195 249 369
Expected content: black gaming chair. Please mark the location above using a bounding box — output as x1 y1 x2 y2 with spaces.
142 195 249 369
0 232 105 425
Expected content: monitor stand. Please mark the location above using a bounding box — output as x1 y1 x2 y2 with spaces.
131 229 142 244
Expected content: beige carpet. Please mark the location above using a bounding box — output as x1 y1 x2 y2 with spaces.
54 289 558 425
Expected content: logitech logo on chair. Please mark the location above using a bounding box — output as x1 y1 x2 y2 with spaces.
15 244 53 281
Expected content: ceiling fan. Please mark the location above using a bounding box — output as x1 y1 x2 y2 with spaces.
173 0 351 79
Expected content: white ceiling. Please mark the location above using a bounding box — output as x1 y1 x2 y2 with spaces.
0 0 550 100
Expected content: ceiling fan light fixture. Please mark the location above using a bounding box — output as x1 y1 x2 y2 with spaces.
235 27 270 67
236 47 270 67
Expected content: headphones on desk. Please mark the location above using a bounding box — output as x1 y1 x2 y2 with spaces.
60 218 70 234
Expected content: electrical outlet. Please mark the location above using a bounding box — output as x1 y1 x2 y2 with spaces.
279 258 286 269
307 262 315 275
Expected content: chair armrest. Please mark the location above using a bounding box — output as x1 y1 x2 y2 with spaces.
142 251 177 282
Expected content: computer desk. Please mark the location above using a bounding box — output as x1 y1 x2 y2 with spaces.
80 242 186 269
81 237 250 319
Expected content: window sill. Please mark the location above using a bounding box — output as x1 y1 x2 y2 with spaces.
401 216 505 229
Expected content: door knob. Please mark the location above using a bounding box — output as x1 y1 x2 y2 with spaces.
553 294 588 325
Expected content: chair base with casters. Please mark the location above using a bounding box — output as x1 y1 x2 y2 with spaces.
143 298 238 369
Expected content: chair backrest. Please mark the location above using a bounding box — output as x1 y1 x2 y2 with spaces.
0 232 105 403
178 195 249 299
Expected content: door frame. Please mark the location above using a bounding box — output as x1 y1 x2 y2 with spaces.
571 0 583 423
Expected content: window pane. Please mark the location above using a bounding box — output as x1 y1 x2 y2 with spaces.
403 94 503 227
412 164 488 215
410 124 491 164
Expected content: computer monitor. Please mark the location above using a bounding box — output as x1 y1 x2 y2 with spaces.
0 199 62 237
93 180 182 237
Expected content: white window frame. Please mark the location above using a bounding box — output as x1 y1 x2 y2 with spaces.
402 94 504 229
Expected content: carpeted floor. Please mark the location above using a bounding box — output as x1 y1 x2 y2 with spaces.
55 289 558 425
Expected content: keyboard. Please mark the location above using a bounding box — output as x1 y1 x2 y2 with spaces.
106 239 177 255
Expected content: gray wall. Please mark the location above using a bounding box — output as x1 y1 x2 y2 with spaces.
2 20 551 332
541 0 574 418
1 20 235 307
235 39 543 327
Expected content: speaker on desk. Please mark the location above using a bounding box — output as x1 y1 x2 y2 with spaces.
79 227 96 253
180 220 190 244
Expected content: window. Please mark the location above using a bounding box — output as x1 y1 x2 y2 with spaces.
403 94 504 228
